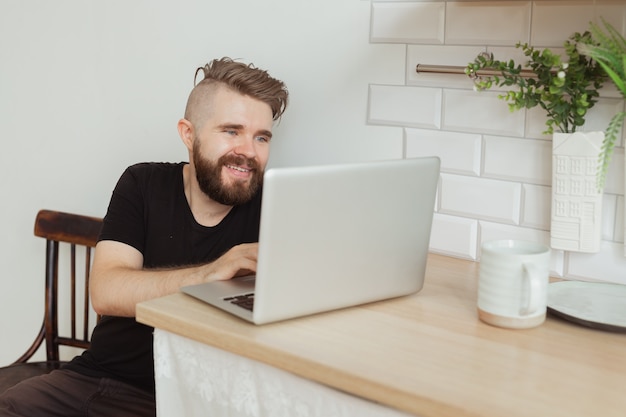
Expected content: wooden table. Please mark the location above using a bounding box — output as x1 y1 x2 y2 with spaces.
136 254 626 417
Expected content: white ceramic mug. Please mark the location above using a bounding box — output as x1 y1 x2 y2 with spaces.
478 240 551 329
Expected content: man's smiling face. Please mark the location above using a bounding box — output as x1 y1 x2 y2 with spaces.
192 85 274 206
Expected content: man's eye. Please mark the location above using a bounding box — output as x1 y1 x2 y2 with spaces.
226 130 237 135
256 136 270 143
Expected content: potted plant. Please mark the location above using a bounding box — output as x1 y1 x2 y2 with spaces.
578 18 626 189
465 31 606 136
465 32 608 253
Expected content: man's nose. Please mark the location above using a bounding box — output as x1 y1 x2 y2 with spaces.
233 136 256 158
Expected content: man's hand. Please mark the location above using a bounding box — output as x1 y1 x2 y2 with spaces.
90 240 259 317
201 243 259 282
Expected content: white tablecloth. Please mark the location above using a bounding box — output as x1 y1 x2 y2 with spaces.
153 328 415 417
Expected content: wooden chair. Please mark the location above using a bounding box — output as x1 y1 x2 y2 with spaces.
0 209 103 394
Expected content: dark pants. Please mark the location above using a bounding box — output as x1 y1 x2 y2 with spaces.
0 369 155 417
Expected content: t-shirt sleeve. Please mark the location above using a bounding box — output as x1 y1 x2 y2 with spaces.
98 165 147 254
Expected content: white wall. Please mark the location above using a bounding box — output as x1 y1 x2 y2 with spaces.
0 0 403 364
1 0 625 366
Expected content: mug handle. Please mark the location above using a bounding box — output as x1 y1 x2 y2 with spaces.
520 262 542 315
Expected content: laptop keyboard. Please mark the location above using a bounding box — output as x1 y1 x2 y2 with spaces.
224 293 255 311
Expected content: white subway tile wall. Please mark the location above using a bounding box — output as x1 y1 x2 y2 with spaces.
368 85 442 128
370 2 445 44
521 183 551 229
617 196 625 242
405 128 482 175
369 0 626 283
445 2 532 45
442 89 527 136
603 193 619 240
430 213 478 259
483 136 551 185
440 174 523 224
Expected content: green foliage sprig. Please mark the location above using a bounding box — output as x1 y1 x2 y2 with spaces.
578 18 626 189
465 32 606 136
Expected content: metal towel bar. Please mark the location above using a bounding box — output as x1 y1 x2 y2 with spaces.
415 64 537 79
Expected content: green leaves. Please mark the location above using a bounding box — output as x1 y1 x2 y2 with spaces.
465 31 606 135
597 111 626 190
581 18 626 97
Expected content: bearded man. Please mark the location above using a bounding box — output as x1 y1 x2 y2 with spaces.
0 57 288 417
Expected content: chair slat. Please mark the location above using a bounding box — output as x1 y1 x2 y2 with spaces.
83 247 92 341
70 244 77 340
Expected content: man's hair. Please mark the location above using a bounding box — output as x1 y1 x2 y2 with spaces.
185 57 288 128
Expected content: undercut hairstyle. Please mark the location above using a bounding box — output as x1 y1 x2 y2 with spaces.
184 57 289 130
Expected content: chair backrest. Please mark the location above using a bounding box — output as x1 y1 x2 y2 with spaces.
16 210 103 363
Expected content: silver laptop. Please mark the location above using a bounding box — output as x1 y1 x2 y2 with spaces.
181 156 440 325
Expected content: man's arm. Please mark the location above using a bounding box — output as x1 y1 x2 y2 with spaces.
90 240 259 317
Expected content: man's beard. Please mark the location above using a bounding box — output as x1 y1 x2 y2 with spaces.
193 144 263 206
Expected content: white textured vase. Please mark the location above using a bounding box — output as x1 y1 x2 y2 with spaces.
550 131 604 253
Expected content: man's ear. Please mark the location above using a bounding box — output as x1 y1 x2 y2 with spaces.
177 118 194 151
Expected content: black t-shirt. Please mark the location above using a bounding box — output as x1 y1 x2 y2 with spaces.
64 162 262 393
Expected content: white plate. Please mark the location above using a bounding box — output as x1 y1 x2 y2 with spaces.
547 281 626 332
